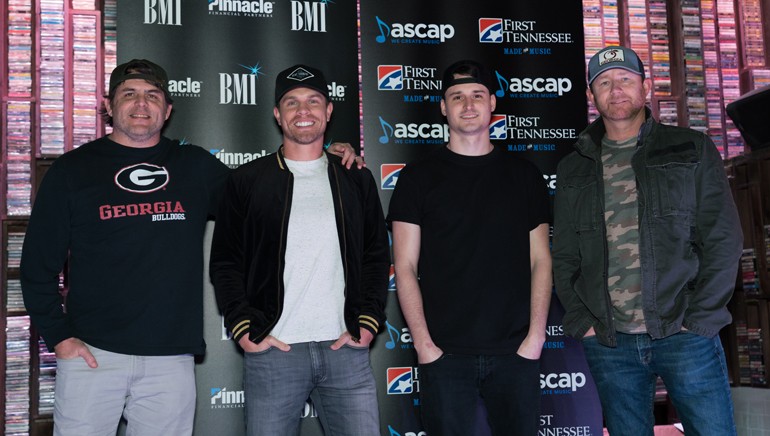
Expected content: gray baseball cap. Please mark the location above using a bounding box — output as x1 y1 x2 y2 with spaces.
587 46 645 86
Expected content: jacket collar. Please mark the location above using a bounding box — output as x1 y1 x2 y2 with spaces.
576 107 655 158
274 146 342 171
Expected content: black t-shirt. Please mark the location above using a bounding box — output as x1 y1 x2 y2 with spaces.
387 145 550 354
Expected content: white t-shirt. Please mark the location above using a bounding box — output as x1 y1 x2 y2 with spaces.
270 154 347 344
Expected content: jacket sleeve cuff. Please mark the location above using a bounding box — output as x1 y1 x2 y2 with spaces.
358 314 380 336
230 319 250 342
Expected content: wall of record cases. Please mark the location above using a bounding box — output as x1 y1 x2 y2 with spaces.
1 1 116 434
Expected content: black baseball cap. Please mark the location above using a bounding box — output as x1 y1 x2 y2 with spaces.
109 59 170 99
441 60 494 97
587 46 645 86
275 64 329 105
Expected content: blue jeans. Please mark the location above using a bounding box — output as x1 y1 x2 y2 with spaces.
582 332 736 436
243 340 379 436
419 353 540 436
54 345 195 436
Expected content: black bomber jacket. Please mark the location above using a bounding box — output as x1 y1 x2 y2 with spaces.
210 149 390 344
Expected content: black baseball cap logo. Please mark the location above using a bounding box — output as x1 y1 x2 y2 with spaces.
115 163 170 193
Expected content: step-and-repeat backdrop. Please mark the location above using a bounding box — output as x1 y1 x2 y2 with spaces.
118 1 602 434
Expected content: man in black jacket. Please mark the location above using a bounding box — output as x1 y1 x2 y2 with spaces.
553 46 742 435
210 64 389 436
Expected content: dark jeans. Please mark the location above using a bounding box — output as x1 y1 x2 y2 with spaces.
418 353 540 436
582 331 736 436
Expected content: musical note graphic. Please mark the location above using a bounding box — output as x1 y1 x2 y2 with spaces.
385 321 400 349
495 70 508 98
379 116 394 144
375 16 390 43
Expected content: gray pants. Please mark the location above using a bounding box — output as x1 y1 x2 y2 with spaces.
53 344 196 436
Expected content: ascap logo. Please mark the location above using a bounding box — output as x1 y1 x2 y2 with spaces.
494 71 573 98
508 77 572 95
219 63 265 105
540 372 587 393
144 0 182 25
374 16 454 44
291 1 327 32
384 320 413 350
377 116 449 145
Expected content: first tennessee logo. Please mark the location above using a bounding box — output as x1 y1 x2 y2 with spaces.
387 367 418 395
479 18 503 43
115 163 169 193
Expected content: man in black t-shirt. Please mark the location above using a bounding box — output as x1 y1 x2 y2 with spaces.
388 60 552 436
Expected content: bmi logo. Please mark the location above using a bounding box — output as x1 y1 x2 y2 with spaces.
479 18 502 43
144 0 181 25
489 114 507 140
291 1 327 32
387 367 418 395
378 66 403 91
380 164 405 190
219 63 265 105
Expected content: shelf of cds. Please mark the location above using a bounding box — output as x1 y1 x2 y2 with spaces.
2 0 110 433
581 0 770 158
2 221 32 436
2 1 107 211
725 148 770 387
